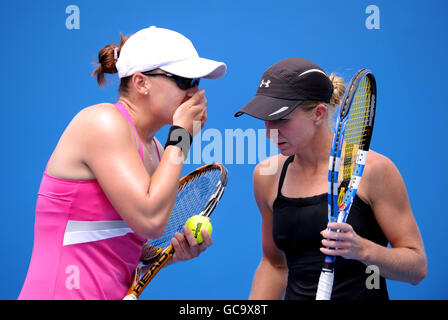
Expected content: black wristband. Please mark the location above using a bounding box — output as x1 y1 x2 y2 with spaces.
164 125 193 160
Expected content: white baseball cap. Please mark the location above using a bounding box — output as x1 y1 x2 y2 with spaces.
116 26 227 80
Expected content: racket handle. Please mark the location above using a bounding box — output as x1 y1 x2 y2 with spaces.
316 269 334 300
123 293 138 300
123 245 175 300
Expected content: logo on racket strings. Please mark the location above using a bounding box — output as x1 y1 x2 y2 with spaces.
338 188 346 208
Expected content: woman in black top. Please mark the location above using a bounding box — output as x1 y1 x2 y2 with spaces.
234 57 427 300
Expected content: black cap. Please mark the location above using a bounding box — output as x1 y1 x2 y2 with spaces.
234 57 334 120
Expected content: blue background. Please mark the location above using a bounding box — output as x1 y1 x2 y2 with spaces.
1 0 447 300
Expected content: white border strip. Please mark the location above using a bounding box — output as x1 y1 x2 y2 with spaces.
63 220 134 246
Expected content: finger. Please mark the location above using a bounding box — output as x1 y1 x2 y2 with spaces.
201 112 208 129
170 235 182 260
183 90 206 108
182 226 200 257
322 239 351 249
320 247 348 257
327 222 353 232
321 229 352 242
193 89 206 101
199 229 213 250
172 232 189 260
320 247 336 256
191 104 207 121
182 226 199 247
197 90 206 105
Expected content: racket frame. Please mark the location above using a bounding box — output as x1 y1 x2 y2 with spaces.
123 163 228 300
316 69 376 300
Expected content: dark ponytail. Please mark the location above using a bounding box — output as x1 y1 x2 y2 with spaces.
92 33 130 88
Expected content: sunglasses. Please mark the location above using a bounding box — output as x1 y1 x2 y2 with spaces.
142 71 200 90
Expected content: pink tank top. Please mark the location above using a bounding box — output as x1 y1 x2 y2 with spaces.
18 103 161 300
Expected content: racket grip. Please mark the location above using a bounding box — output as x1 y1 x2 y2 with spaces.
123 294 138 300
316 270 334 300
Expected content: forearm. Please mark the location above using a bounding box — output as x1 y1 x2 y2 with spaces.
360 238 427 285
249 259 288 300
147 145 184 198
141 146 185 232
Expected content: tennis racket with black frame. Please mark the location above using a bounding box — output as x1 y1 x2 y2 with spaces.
123 163 228 300
315 69 377 300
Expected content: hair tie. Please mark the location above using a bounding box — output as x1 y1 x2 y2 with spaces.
114 47 119 62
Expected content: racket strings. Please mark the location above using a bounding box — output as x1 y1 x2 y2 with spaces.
340 77 372 181
148 168 222 248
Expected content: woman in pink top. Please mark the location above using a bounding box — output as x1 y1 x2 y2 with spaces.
18 26 227 300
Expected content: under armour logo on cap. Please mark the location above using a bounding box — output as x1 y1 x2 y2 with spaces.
234 57 333 121
260 80 271 88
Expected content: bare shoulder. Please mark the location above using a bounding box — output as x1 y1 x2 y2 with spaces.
364 149 408 205
70 103 139 158
75 103 127 129
46 103 136 180
365 150 401 182
254 154 287 184
71 103 135 142
253 154 289 210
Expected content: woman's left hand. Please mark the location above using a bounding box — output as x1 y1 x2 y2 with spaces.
320 222 369 261
170 225 213 263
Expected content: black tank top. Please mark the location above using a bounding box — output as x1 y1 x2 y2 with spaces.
273 156 389 300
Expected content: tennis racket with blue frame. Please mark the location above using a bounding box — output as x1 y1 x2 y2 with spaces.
315 69 376 300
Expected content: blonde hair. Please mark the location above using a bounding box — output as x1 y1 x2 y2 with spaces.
328 73 346 107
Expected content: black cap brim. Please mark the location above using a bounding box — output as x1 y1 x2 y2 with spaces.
234 94 304 121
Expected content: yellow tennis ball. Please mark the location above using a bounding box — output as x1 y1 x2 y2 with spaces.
185 215 212 244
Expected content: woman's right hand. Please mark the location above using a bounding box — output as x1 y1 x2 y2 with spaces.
172 90 207 137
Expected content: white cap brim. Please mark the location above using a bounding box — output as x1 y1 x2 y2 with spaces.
160 57 227 79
